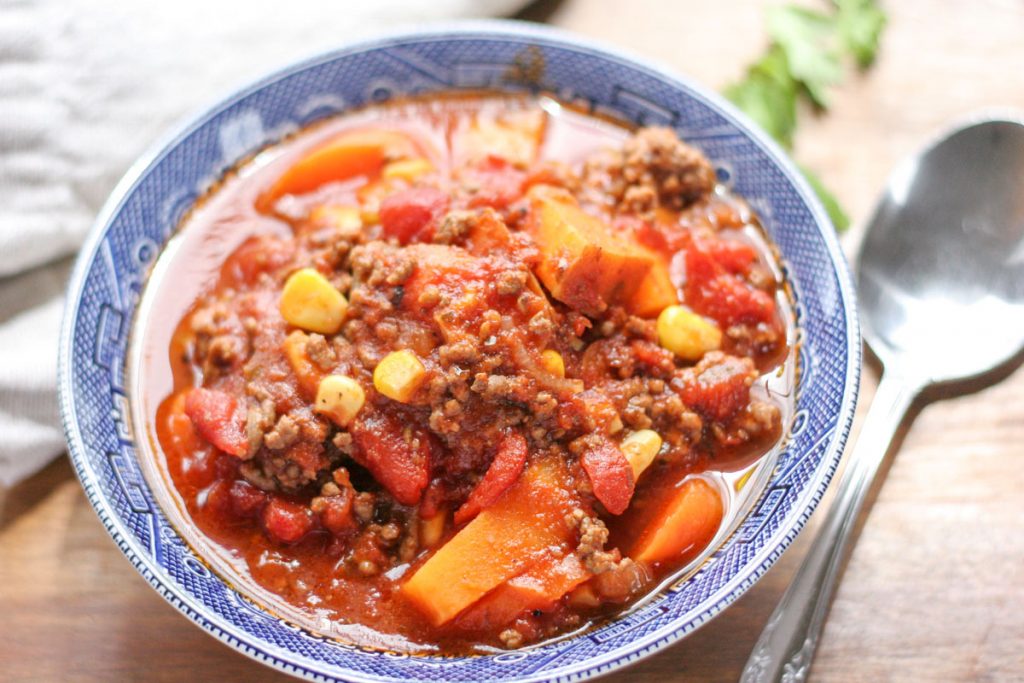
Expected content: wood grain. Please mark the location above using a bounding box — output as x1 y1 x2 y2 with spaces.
3 0 1024 680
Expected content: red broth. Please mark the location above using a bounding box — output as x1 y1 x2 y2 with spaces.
132 94 795 654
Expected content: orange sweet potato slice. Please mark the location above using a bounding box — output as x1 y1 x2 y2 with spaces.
630 477 724 567
526 185 655 316
455 551 591 631
629 249 679 317
258 129 418 210
401 458 577 626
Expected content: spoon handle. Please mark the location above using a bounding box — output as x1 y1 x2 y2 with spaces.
740 374 918 683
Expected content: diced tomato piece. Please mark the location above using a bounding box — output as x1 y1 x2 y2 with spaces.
465 156 527 209
229 480 268 519
317 488 356 536
183 388 248 457
214 452 241 479
379 187 449 244
684 245 775 326
201 479 232 515
629 340 677 375
707 240 757 275
454 430 528 525
351 412 431 506
181 449 219 489
262 497 315 544
676 354 755 422
221 235 295 288
569 313 592 338
418 478 447 520
580 437 635 515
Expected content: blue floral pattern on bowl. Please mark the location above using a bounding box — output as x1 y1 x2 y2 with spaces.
59 21 860 683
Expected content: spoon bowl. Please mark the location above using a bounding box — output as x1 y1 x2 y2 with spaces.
858 118 1024 383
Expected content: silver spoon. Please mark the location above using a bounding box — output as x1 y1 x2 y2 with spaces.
741 117 1024 682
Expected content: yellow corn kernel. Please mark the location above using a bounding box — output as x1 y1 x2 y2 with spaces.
310 204 362 232
656 304 722 360
383 157 433 181
360 205 380 226
373 349 427 403
540 349 565 377
621 429 663 478
314 375 365 427
279 268 348 335
419 508 447 549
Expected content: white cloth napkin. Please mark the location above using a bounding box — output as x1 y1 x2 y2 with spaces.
0 0 529 487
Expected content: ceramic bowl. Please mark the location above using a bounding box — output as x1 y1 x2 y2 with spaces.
59 21 860 682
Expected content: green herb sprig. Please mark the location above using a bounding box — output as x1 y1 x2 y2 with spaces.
725 0 886 230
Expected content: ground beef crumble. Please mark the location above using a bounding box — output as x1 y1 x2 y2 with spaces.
582 126 716 218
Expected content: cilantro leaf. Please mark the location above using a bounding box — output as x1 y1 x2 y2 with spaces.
725 46 798 149
722 0 886 232
799 164 850 231
767 5 844 108
834 0 887 68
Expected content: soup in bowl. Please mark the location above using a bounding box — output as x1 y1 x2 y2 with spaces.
60 23 859 682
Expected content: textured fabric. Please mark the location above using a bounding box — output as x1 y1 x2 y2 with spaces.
0 0 527 486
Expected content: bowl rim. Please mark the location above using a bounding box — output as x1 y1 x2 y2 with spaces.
58 18 861 683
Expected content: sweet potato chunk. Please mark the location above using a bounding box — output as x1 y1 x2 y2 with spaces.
402 458 577 625
455 551 591 631
526 185 656 316
630 477 723 567
630 251 679 317
258 129 418 210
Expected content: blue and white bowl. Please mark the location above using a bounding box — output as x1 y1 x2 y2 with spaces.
59 21 860 683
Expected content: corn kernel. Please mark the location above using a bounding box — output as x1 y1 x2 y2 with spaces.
383 157 433 181
373 349 427 403
621 429 663 478
656 304 722 360
279 268 348 335
310 205 362 232
419 509 447 548
540 349 565 377
314 375 365 427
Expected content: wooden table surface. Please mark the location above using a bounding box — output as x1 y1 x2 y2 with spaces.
3 0 1023 680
